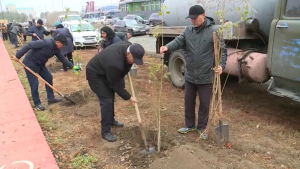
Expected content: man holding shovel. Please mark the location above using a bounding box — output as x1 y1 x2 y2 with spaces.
160 5 227 139
27 19 50 41
12 34 81 111
86 41 145 142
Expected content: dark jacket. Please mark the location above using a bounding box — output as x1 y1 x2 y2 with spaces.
103 35 122 49
16 38 73 71
53 28 74 55
165 17 227 84
86 41 133 100
27 25 50 41
115 32 128 41
7 23 11 33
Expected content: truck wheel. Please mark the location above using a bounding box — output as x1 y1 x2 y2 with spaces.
169 50 186 89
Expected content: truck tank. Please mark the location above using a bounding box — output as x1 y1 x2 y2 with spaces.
163 0 277 43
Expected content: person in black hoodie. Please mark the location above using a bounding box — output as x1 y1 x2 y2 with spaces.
86 41 145 142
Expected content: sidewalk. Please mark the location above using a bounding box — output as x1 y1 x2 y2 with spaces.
0 39 58 168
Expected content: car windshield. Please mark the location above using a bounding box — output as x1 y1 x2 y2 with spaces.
70 23 95 32
136 16 144 20
125 19 139 25
63 16 82 21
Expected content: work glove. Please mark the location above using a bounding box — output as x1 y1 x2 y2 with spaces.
72 66 81 75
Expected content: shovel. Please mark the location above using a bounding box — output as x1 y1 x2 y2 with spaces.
14 58 76 105
212 32 229 145
127 73 155 154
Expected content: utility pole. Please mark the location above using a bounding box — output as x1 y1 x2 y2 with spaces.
0 0 4 19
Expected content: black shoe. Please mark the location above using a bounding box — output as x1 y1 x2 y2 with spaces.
35 104 45 111
48 98 62 105
112 120 124 127
102 132 117 142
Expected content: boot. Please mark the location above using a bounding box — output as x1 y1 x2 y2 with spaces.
48 98 62 105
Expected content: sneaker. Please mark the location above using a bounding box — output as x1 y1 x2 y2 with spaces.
35 104 45 111
112 120 124 127
102 132 117 142
48 98 62 105
197 129 208 140
178 127 197 134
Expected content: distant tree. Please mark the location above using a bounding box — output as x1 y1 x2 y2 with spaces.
29 14 33 19
40 12 45 18
20 13 28 22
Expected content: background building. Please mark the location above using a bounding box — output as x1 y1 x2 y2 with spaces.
119 0 163 19
16 7 36 18
5 3 16 12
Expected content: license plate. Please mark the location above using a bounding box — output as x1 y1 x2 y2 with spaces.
85 40 95 43
140 29 145 32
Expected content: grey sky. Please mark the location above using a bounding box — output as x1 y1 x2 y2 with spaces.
0 0 120 17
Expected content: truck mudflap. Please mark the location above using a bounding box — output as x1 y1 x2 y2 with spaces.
267 77 300 102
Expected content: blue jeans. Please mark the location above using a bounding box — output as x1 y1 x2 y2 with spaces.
25 66 55 106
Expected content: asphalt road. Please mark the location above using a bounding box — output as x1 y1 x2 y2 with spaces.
129 34 157 53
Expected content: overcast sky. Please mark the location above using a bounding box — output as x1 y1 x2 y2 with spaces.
0 0 120 17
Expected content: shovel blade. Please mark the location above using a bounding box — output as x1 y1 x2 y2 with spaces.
214 121 229 145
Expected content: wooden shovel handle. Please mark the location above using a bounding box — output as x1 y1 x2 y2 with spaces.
127 73 148 143
15 59 60 94
213 32 223 114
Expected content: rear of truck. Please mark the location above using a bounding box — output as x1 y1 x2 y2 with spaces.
149 0 300 102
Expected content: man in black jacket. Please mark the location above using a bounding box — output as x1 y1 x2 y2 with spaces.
27 19 50 41
12 34 80 111
86 41 145 142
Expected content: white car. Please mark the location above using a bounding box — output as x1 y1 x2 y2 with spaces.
93 16 113 25
62 20 101 47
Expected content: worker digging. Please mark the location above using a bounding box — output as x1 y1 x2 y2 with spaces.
86 42 145 142
12 34 81 111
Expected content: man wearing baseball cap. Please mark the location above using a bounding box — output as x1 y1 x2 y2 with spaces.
27 19 50 41
86 41 145 142
11 34 81 111
160 5 228 139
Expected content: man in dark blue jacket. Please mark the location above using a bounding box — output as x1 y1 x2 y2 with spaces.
12 34 80 111
27 19 50 41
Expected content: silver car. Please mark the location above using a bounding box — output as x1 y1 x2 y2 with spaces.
113 19 149 35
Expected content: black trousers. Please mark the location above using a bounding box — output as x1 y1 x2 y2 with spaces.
10 33 18 47
2 33 8 41
63 53 73 71
23 35 27 41
184 80 212 130
97 94 115 133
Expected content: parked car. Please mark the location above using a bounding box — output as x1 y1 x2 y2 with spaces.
123 14 149 25
58 14 82 22
148 13 162 26
93 15 113 25
62 20 101 48
113 19 149 35
109 17 122 25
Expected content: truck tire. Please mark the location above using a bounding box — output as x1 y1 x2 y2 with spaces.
168 50 186 89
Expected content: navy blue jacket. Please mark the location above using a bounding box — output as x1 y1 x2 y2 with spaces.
103 35 122 49
53 28 74 55
27 25 50 41
16 38 74 71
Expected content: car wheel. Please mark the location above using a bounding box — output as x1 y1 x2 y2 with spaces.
168 50 186 89
150 21 154 27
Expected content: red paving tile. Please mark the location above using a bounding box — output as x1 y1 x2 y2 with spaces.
0 39 58 169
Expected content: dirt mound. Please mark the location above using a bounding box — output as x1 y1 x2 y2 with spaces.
149 144 230 169
61 88 95 106
110 126 183 168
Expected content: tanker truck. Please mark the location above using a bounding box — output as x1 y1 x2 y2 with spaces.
148 0 300 102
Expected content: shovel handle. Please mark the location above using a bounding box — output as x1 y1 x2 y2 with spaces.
14 59 61 95
127 73 149 150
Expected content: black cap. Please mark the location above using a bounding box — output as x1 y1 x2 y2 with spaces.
129 43 145 65
37 19 43 25
54 34 68 46
186 5 205 19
